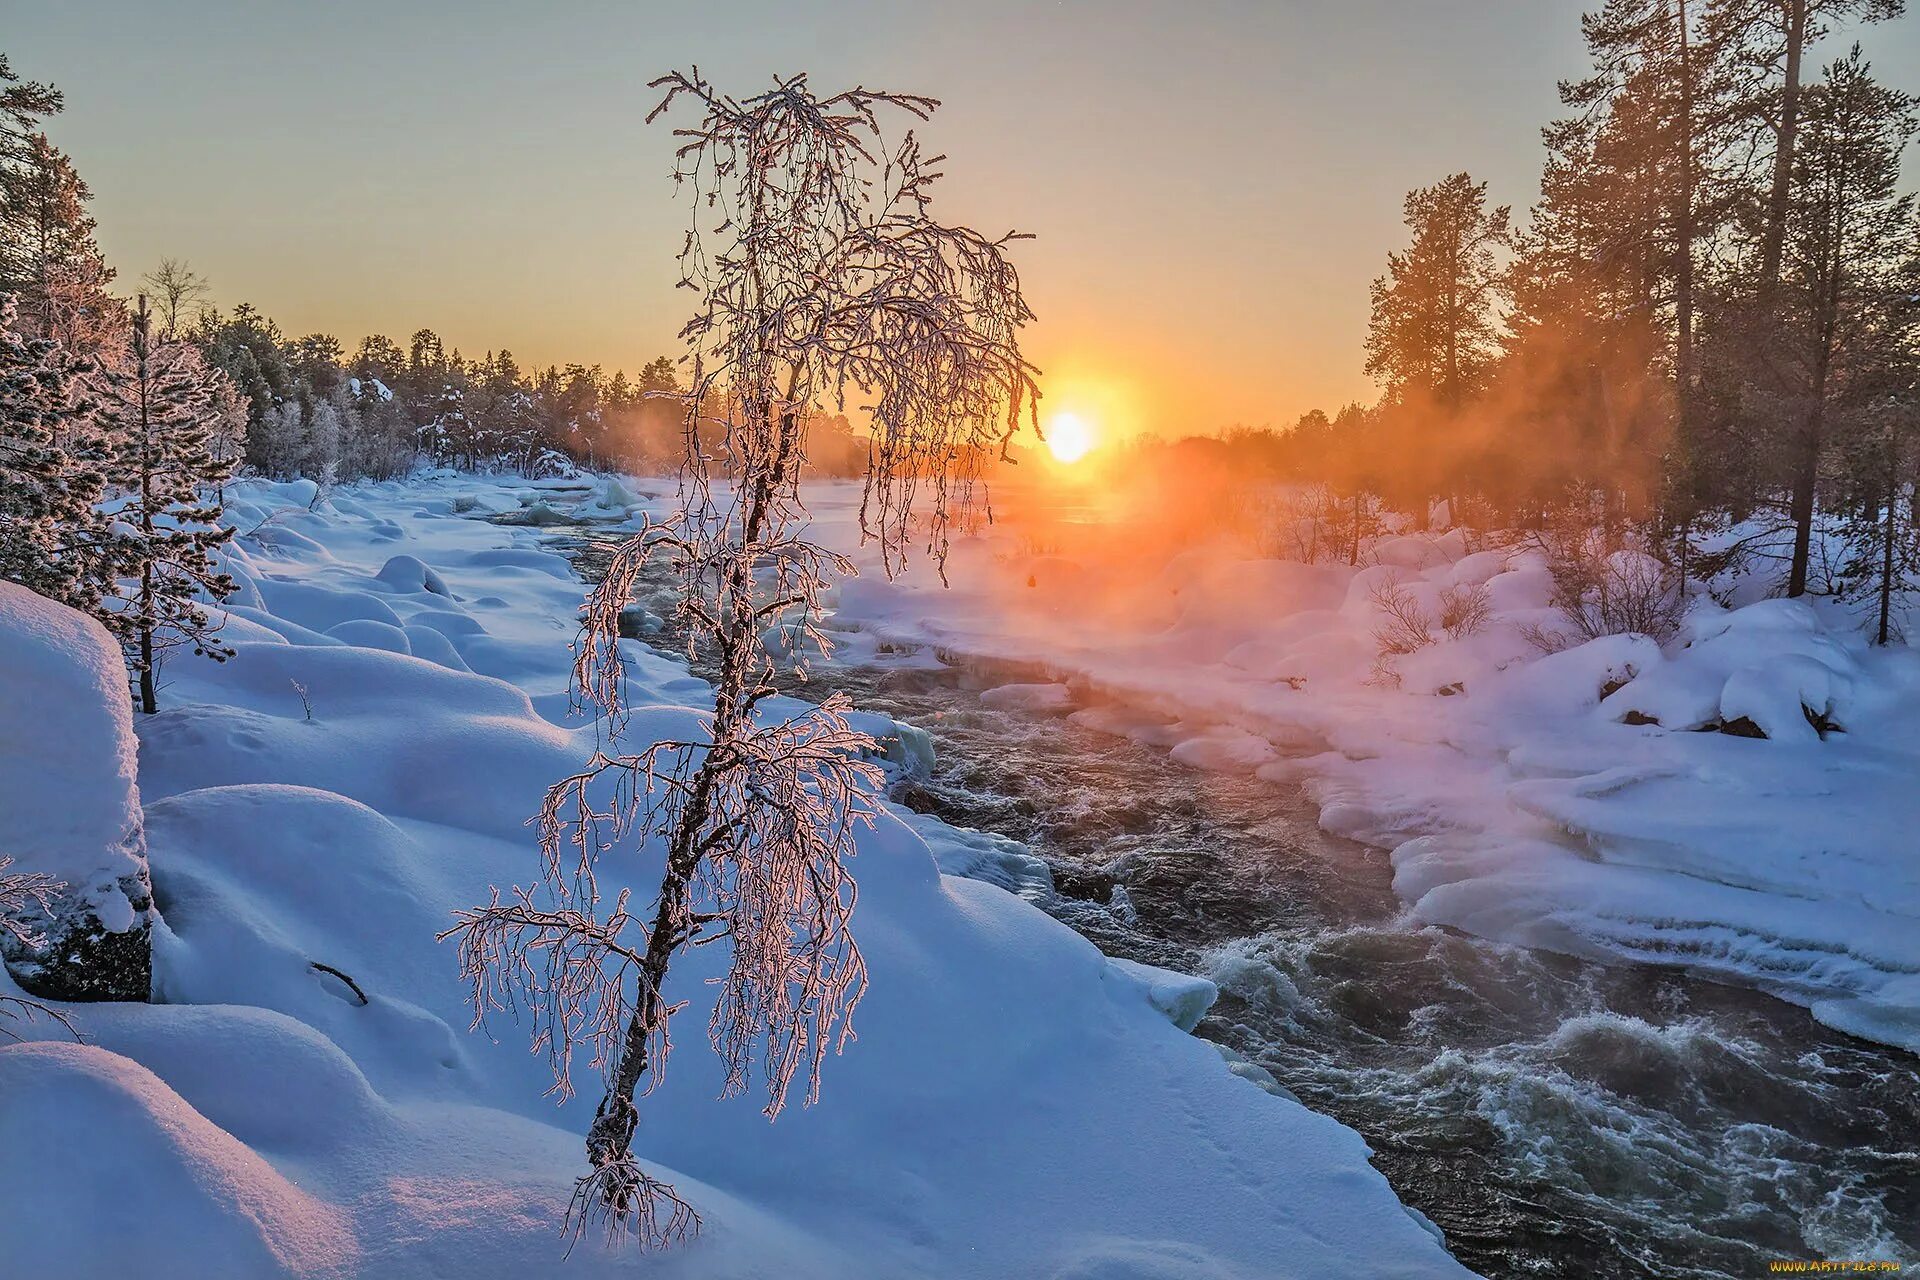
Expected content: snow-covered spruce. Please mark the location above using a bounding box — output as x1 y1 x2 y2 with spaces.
0 293 114 614
0 579 154 1001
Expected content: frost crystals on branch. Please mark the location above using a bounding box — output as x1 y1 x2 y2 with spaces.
443 68 1039 1250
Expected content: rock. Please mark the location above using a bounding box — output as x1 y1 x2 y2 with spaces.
617 604 666 640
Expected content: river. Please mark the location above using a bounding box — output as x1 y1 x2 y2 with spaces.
560 523 1918 1280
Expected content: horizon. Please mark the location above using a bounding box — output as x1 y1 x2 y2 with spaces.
25 0 1918 439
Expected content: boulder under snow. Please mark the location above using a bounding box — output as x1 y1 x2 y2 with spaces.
0 580 155 1000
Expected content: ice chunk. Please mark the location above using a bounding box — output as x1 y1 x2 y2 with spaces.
1106 956 1219 1032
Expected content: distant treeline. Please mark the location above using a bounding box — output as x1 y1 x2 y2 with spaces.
0 49 872 489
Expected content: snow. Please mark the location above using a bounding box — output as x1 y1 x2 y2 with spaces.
0 473 1471 1279
0 580 152 957
0 1041 357 1278
771 481 1920 1057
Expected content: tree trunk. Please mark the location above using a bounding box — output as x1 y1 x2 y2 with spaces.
1760 0 1808 296
1785 403 1822 596
138 564 156 715
587 401 801 1195
1878 431 1899 645
1675 0 1696 386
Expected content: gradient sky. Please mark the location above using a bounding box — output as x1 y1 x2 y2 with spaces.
9 1 1919 437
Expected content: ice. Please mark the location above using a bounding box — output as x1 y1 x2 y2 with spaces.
1106 956 1219 1032
979 680 1074 712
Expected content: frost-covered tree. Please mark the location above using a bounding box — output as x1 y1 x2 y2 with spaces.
305 394 343 484
0 292 113 610
339 383 415 481
446 70 1039 1246
204 366 249 499
0 856 69 1037
0 56 116 351
96 297 236 713
141 257 208 341
248 399 306 479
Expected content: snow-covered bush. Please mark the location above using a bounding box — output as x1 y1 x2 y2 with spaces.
1533 519 1684 644
1437 579 1493 640
1370 576 1435 656
0 856 67 1035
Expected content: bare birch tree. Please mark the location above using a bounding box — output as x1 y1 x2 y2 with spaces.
445 69 1039 1248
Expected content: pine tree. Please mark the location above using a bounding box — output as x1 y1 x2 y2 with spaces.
1366 173 1512 412
2 55 116 349
1771 47 1916 594
1366 173 1511 519
0 292 113 610
1508 0 1740 545
1708 0 1905 295
1 130 115 351
96 297 236 714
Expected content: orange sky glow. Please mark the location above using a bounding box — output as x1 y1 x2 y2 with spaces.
13 2 1920 443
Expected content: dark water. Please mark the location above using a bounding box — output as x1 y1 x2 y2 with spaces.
563 529 1920 1280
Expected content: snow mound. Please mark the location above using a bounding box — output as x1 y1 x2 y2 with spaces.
1106 956 1219 1032
0 1041 357 1278
0 580 146 895
374 554 450 597
0 580 153 997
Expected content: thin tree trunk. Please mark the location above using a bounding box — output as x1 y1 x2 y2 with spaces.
1760 0 1809 296
1786 399 1823 596
588 396 802 1190
1878 431 1899 645
138 565 156 715
1675 0 1696 386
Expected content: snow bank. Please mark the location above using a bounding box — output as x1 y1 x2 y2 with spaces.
0 1041 357 1278
0 474 1471 1279
0 580 155 999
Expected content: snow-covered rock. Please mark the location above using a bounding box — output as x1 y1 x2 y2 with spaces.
0 581 155 1000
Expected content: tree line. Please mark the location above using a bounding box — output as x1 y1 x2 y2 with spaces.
1189 0 1918 643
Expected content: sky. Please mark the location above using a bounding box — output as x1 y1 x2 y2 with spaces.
8 1 1920 439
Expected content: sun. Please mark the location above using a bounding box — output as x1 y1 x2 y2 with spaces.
1046 412 1095 465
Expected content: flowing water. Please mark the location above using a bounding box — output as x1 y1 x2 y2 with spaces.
562 527 1920 1280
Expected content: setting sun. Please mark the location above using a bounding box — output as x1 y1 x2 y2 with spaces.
1046 412 1095 464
